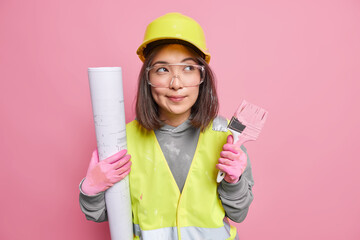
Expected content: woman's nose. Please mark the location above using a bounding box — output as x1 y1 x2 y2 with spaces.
169 75 183 90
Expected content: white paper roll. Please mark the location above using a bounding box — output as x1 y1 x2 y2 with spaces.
88 67 133 240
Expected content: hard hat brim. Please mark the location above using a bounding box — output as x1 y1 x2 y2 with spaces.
137 37 211 63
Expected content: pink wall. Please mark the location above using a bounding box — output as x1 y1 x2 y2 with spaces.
1 0 359 239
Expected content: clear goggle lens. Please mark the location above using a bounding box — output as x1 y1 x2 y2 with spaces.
146 63 205 88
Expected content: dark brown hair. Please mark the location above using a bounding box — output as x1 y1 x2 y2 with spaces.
135 43 219 132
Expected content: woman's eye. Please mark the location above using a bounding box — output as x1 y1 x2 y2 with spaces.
156 67 168 73
184 65 195 71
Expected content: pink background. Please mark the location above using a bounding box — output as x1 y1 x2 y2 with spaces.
1 0 359 239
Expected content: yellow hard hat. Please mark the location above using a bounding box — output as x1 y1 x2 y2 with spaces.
137 13 211 63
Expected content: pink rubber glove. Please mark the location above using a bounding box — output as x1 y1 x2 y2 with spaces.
81 149 131 195
216 135 247 184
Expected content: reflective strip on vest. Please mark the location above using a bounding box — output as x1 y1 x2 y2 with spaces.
212 115 228 132
134 219 235 240
133 224 178 239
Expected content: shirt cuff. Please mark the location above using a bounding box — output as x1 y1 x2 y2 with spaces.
218 175 248 200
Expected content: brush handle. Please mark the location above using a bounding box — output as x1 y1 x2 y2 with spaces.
231 129 249 146
216 129 248 183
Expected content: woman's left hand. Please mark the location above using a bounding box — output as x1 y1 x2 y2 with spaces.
216 135 247 184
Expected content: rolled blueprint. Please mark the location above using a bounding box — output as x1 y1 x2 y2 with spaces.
88 67 133 240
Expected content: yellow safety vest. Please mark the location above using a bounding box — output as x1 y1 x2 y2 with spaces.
126 119 238 240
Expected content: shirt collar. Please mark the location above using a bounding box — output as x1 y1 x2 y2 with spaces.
158 119 194 134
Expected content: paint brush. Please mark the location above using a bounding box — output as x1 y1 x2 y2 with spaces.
216 100 268 183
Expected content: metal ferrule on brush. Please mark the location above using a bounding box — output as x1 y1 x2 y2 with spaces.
228 116 246 133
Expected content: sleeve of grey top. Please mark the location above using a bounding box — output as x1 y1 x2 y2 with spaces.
218 145 254 223
79 178 108 222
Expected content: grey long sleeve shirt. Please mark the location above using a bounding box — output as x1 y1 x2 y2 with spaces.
79 118 254 223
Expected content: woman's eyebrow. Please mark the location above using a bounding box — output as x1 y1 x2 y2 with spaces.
152 61 169 65
152 58 197 66
181 57 197 63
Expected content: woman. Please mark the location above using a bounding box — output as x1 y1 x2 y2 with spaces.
79 12 254 240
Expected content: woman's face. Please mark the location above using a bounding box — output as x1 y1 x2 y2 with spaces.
149 44 200 126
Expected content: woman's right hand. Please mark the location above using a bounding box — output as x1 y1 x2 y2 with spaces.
81 149 132 196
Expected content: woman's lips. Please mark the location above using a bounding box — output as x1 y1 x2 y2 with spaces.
167 95 185 102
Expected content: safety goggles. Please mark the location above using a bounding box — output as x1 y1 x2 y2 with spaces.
146 63 205 88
